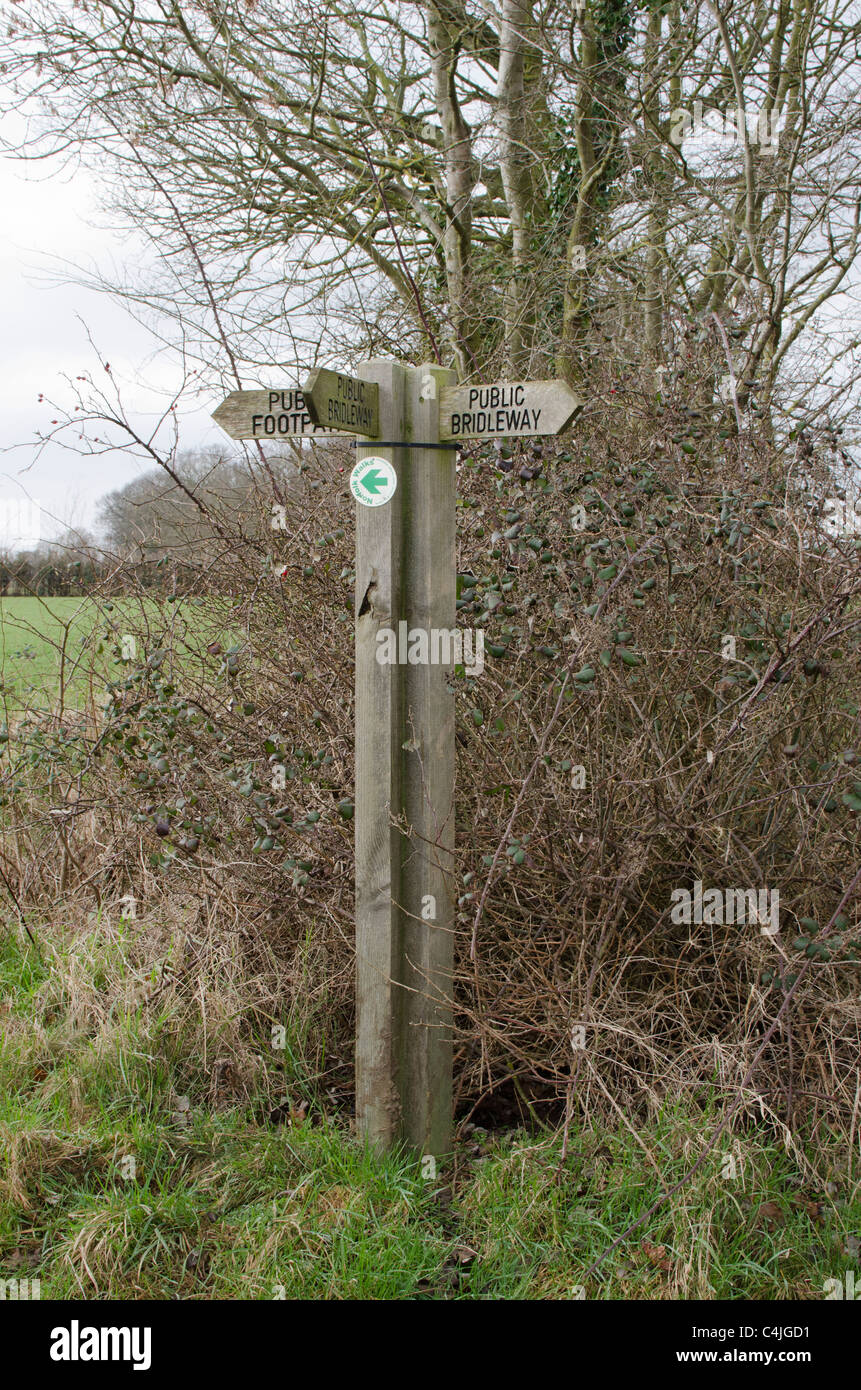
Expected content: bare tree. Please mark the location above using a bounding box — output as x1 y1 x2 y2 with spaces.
1 0 859 432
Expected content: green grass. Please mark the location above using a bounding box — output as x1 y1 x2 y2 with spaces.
1 918 858 1300
0 596 237 716
0 597 96 712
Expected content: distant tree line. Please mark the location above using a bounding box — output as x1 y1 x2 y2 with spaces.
0 447 313 595
0 537 99 597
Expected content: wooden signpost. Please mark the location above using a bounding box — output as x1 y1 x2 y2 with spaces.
211 387 350 439
304 367 380 438
348 361 457 1160
439 379 581 442
214 365 578 1159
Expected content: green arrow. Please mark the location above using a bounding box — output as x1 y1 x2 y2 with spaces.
361 468 386 494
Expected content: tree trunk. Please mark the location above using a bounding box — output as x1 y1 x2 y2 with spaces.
427 2 478 378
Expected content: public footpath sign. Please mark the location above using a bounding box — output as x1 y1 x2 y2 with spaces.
439 379 581 441
212 362 578 1160
211 387 349 439
350 456 397 507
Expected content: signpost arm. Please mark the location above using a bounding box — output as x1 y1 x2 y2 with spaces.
400 363 457 1157
354 360 407 1149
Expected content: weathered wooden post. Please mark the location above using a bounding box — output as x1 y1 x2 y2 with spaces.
352 360 456 1158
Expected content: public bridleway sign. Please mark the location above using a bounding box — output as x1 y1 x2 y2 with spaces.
303 368 380 437
439 379 581 441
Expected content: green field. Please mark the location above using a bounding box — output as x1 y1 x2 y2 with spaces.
0 597 98 714
0 597 237 717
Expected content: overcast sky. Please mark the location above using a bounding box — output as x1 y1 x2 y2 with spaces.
0 115 218 551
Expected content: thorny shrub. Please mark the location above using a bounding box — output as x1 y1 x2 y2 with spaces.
1 372 860 1146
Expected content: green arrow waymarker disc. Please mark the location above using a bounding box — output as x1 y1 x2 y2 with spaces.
349 456 397 507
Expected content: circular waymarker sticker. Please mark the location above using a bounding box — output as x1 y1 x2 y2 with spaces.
349 456 397 507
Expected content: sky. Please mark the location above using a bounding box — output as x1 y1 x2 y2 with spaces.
0 116 217 552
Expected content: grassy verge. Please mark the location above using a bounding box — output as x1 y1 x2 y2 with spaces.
1 915 858 1300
